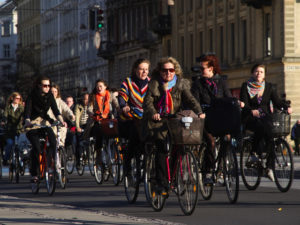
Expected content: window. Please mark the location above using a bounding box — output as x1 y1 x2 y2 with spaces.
219 26 224 62
199 31 203 55
1 21 10 36
167 39 171 56
242 20 247 60
264 13 271 56
231 23 235 61
2 65 11 80
209 28 213 52
189 0 193 12
181 36 185 66
3 44 10 58
190 34 194 66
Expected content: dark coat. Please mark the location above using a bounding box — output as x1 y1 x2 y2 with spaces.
25 89 60 122
191 74 232 108
143 76 202 140
240 81 288 123
4 104 24 138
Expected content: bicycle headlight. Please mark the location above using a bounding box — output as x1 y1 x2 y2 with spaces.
181 117 193 128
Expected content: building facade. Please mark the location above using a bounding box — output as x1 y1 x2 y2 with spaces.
0 0 18 97
166 0 300 122
101 0 171 88
15 0 41 94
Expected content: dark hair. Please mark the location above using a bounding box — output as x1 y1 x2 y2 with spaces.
131 58 150 77
251 63 267 74
199 54 221 75
51 83 61 98
92 79 109 94
34 75 51 88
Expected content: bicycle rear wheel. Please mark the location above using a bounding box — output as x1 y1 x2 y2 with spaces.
46 156 56 196
198 144 214 200
66 145 75 174
223 145 239 204
273 138 294 192
144 149 166 211
176 147 199 216
240 139 261 190
124 157 139 204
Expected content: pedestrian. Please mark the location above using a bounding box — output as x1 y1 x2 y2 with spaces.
291 120 300 155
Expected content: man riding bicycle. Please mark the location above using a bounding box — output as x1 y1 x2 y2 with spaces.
24 76 66 182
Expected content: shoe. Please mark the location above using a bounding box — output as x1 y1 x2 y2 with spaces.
31 176 39 183
203 173 214 185
266 169 275 182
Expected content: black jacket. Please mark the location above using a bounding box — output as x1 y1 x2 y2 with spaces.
25 89 60 122
240 81 288 121
191 74 232 107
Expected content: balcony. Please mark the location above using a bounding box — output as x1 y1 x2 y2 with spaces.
241 0 272 9
151 15 171 36
97 41 117 60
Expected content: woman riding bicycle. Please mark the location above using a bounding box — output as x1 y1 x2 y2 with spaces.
240 63 292 181
87 79 111 174
24 76 66 182
2 92 24 166
191 54 241 184
143 57 205 193
118 58 151 176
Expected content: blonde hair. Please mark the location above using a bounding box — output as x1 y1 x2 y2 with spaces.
7 92 23 105
154 57 183 78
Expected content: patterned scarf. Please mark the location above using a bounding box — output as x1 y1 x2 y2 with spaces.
204 77 218 96
157 75 177 115
247 77 265 99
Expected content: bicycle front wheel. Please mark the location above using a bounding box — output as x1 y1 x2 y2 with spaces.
46 156 56 196
66 145 75 174
88 142 95 176
57 147 67 189
124 157 139 204
273 138 294 192
94 149 103 184
110 140 120 185
176 147 199 216
223 146 239 204
240 139 261 190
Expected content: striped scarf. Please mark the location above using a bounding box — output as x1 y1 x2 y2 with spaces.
247 77 265 99
157 75 177 115
119 77 150 119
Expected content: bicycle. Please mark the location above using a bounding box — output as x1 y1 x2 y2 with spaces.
29 122 58 196
65 126 76 174
144 115 200 215
8 134 22 183
240 110 294 192
197 136 239 203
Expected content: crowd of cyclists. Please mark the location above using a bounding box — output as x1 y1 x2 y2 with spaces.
0 54 295 215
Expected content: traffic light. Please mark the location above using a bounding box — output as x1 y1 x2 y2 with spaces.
96 9 104 30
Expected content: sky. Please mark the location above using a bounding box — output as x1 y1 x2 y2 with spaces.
0 0 5 5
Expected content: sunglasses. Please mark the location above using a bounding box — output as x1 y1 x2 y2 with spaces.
162 68 175 73
15 97 21 100
41 84 51 88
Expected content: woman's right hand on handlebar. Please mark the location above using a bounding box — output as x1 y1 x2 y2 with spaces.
152 113 161 121
122 106 131 114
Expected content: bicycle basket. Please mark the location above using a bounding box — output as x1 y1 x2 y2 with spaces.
100 119 119 137
167 115 204 145
271 112 291 137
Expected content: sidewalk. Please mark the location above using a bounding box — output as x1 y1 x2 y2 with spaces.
0 195 180 225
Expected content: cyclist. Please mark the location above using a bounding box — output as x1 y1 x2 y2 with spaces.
240 63 292 181
24 76 66 182
118 58 151 176
74 92 89 163
143 57 205 193
87 79 111 175
2 92 24 166
191 54 242 184
48 84 75 147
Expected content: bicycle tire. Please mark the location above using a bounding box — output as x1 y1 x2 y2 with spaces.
240 139 261 190
144 149 166 211
124 157 139 204
176 147 199 216
88 142 95 176
76 145 85 176
15 149 20 184
198 144 214 200
110 140 120 186
0 151 2 179
223 145 239 204
46 156 56 196
273 138 294 192
66 145 75 174
94 149 103 184
57 147 67 189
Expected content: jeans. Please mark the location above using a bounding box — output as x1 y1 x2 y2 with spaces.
4 138 14 161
